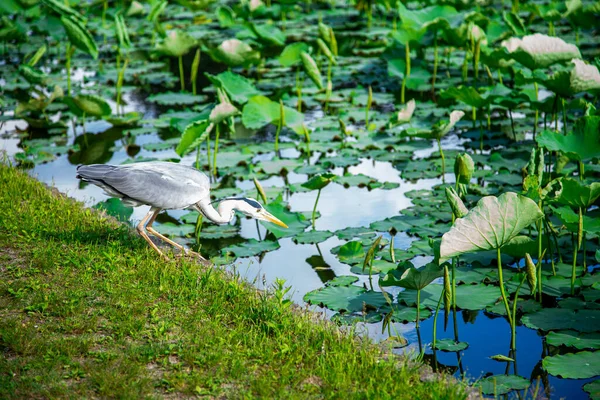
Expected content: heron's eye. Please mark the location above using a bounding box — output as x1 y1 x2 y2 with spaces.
256 208 261 213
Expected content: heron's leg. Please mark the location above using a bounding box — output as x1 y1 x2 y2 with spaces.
145 210 210 264
136 208 167 259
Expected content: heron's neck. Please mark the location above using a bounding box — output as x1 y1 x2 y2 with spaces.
197 198 236 224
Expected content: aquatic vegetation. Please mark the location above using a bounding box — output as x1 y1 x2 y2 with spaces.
2 0 600 397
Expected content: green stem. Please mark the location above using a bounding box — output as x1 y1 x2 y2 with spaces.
437 138 445 183
206 134 212 182
537 218 543 302
275 114 282 153
178 55 184 92
312 189 321 229
390 235 395 263
533 82 539 139
497 247 513 328
432 287 444 351
571 233 578 295
401 43 410 104
212 123 220 178
511 275 526 351
66 43 72 96
296 68 302 112
195 143 201 170
416 289 421 329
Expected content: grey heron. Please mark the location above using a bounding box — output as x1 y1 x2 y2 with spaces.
76 161 287 263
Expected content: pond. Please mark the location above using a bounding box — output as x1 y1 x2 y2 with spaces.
1 0 600 398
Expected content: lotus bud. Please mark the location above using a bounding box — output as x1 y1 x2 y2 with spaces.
300 51 323 90
339 118 348 136
253 177 267 204
445 187 469 219
329 28 338 56
454 153 474 184
525 253 537 295
443 264 452 313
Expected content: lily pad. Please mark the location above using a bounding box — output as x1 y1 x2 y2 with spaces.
543 351 600 379
147 92 208 106
476 375 531 395
327 275 359 287
546 330 600 350
93 198 133 222
522 309 600 332
336 241 365 265
222 239 280 258
434 339 468 352
293 230 333 244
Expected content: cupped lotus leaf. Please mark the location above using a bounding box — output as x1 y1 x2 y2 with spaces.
546 330 600 350
216 5 235 27
569 59 600 94
222 239 280 258
175 120 212 157
441 84 512 109
327 275 359 287
93 198 133 222
556 178 600 208
476 375 531 395
502 34 581 69
18 65 47 85
63 94 111 117
207 71 260 105
248 22 285 47
397 2 458 30
303 285 364 312
209 103 238 124
301 173 336 191
543 351 600 379
213 39 260 67
60 15 98 59
537 59 600 96
385 263 443 290
279 42 309 67
434 339 468 352
155 30 196 57
262 198 310 239
337 241 365 265
396 99 416 124
522 308 600 332
536 116 600 162
292 230 333 244
445 187 469 219
440 192 543 262
242 95 304 133
300 52 323 90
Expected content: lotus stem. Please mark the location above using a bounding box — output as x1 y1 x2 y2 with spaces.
497 247 514 329
212 123 220 178
205 134 212 182
366 85 372 127
533 82 539 139
432 287 444 351
571 232 578 295
509 109 516 139
497 69 503 85
461 49 468 83
437 138 445 183
446 47 452 78
116 58 128 116
195 143 201 170
195 213 203 244
303 125 311 157
561 98 567 133
66 43 72 96
473 39 480 81
432 33 438 97
296 67 302 112
416 288 421 328
275 100 284 153
511 275 525 351
312 188 321 229
401 43 410 104
472 107 476 129
537 215 543 302
389 234 395 263
178 55 184 92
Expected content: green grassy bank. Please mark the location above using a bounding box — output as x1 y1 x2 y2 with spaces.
0 165 467 399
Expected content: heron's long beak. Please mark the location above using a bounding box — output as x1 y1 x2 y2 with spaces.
260 210 288 228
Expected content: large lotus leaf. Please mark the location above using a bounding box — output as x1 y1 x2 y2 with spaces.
551 205 600 234
398 284 500 310
584 380 600 399
543 351 600 379
257 158 304 175
261 198 310 239
434 339 468 352
536 116 600 162
476 375 531 395
93 198 133 222
327 275 359 287
390 306 432 323
556 178 600 208
538 60 600 96
546 330 600 350
503 34 581 69
242 95 304 133
63 94 111 117
303 285 364 312
397 2 458 30
569 59 600 94
155 30 196 57
212 39 260 67
207 71 260 105
279 42 309 67
384 263 443 290
222 239 280 258
175 120 211 157
441 84 512 108
292 230 333 244
337 241 365 265
522 309 600 332
440 192 543 262
301 173 336 191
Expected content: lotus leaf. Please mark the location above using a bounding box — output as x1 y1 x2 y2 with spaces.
476 375 531 395
261 198 310 239
543 351 600 379
154 222 195 237
292 230 333 244
327 275 359 287
278 42 309 67
584 380 600 399
502 33 580 69
337 241 365 265
147 92 208 106
390 306 432 322
301 173 336 191
537 116 600 162
382 263 443 290
207 71 260 105
522 309 600 332
434 339 468 352
303 285 364 312
93 198 133 222
546 330 600 350
63 94 111 117
155 30 196 57
222 239 280 258
440 192 543 262
212 39 260 67
197 225 239 239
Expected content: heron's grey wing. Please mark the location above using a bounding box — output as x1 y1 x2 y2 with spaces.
77 162 210 209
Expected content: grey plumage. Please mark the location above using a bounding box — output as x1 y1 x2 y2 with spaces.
77 162 210 209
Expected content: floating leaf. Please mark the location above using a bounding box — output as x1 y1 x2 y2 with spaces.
303 285 363 312
522 309 600 332
434 339 468 352
476 375 531 395
546 330 600 350
543 351 600 379
327 275 359 287
147 92 208 106
337 241 365 265
222 239 280 257
292 230 333 244
63 94 111 118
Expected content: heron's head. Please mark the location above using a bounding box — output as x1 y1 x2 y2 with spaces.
230 198 288 228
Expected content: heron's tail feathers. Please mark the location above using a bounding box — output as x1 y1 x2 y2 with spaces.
76 164 118 181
